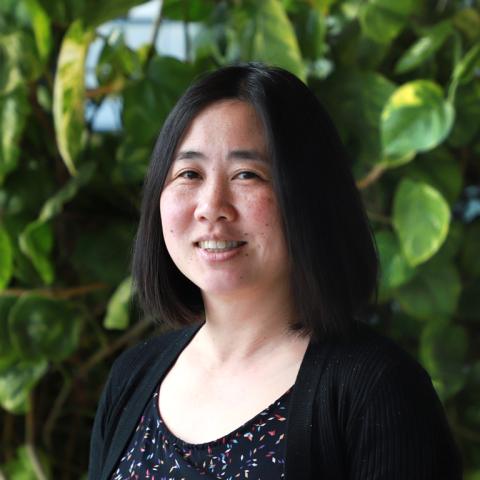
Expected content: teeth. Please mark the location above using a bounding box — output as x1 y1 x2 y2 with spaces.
198 240 244 250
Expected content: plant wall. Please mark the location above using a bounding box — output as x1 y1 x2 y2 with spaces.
0 0 479 477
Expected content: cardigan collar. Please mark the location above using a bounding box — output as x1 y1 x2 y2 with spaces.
101 321 332 480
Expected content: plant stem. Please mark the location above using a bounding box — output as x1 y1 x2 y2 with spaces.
42 366 73 449
26 444 48 480
144 0 164 72
26 394 48 480
2 412 15 461
366 210 391 225
356 164 385 190
0 282 108 299
183 0 191 62
85 81 125 99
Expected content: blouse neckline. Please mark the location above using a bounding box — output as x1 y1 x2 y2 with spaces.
154 382 294 450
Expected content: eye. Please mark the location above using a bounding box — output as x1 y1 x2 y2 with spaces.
178 170 200 180
235 171 260 180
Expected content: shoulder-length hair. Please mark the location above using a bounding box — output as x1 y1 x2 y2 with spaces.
131 62 379 342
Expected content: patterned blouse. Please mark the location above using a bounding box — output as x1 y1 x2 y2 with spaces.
111 383 293 479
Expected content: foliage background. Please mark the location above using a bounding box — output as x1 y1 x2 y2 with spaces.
0 0 479 477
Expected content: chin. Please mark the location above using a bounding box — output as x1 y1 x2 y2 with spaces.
196 275 253 298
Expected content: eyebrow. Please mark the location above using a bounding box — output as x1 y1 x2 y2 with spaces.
175 149 267 162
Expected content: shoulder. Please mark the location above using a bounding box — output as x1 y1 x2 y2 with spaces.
311 321 435 414
318 320 428 380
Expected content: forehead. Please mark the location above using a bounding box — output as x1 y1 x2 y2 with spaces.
177 99 267 150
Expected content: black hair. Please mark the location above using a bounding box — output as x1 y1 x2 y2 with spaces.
131 62 379 342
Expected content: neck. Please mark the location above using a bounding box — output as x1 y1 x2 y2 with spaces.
194 285 305 367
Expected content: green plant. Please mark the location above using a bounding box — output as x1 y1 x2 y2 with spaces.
0 0 479 477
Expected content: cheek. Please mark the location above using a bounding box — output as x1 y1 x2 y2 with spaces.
242 192 283 236
160 190 192 239
243 190 275 218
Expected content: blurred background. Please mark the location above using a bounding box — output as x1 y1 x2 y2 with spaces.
0 0 479 478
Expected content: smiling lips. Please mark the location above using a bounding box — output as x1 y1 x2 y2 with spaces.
196 240 247 253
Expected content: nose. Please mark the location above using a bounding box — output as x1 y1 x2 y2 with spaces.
194 178 237 224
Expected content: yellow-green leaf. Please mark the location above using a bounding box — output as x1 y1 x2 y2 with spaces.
53 20 94 176
393 179 450 266
104 276 133 330
381 80 455 158
0 88 29 184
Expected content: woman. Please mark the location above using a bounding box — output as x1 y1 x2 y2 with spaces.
89 63 463 479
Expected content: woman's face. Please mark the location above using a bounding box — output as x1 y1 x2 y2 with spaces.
160 100 291 300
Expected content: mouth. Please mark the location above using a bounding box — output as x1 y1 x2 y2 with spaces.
195 240 247 253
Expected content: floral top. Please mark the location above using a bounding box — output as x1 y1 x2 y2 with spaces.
111 383 293 479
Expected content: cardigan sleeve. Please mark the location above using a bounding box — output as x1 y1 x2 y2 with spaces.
88 345 136 480
346 360 463 479
88 358 117 480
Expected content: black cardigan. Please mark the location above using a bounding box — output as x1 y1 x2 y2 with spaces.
88 321 463 479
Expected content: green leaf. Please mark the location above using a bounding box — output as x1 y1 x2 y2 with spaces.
0 296 17 357
95 33 141 87
458 279 480 322
24 0 52 62
0 356 47 413
381 80 455 158
359 0 417 44
71 221 136 285
0 226 13 289
401 148 463 206
379 151 415 169
460 220 480 280
375 230 415 298
465 470 480 480
452 42 480 86
53 20 94 176
319 70 396 166
120 56 196 179
449 81 480 147
82 0 151 27
235 0 306 81
389 310 423 341
394 20 452 74
453 8 480 41
3 445 51 479
434 220 464 262
146 56 196 103
295 4 327 60
39 162 96 222
0 88 30 184
103 276 133 330
0 31 39 95
162 0 215 21
396 259 461 321
393 179 450 266
8 294 82 362
420 322 468 401
18 220 55 285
